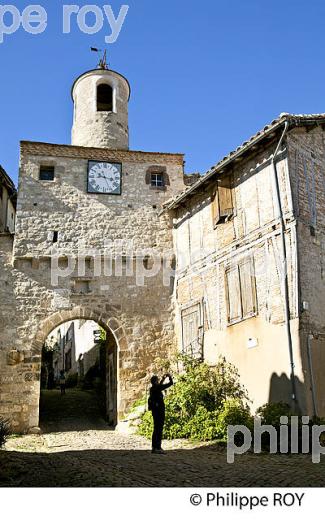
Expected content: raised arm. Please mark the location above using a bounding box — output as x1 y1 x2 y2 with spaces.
159 374 173 391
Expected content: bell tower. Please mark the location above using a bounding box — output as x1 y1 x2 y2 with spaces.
71 58 130 150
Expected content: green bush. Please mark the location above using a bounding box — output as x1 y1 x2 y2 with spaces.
137 355 252 442
0 418 11 448
216 398 254 441
255 401 325 452
186 406 219 441
256 401 292 426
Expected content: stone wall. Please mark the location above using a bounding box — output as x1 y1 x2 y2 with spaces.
0 141 185 432
287 126 325 416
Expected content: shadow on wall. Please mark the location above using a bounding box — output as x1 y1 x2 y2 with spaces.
268 372 306 414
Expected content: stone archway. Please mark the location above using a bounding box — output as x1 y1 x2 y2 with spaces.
32 307 127 355
32 306 128 429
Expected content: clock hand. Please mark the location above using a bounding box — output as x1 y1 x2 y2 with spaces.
102 171 112 191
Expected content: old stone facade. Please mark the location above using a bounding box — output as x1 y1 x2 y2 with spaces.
168 114 325 416
0 66 185 432
1 63 325 432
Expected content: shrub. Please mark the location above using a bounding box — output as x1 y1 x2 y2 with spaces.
256 401 292 426
255 401 325 452
137 411 154 439
216 398 254 441
137 355 252 442
0 418 11 448
186 406 219 441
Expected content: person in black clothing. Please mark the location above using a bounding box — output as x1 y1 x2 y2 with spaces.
149 373 173 454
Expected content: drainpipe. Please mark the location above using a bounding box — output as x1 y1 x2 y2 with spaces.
307 334 317 417
271 120 297 409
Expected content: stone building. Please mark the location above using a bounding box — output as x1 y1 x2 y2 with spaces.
47 319 102 381
0 65 185 432
166 113 325 417
1 61 325 432
0 165 16 234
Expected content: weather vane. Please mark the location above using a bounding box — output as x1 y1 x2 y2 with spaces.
91 47 109 70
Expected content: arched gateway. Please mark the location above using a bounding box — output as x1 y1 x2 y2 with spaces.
32 307 126 355
34 307 126 427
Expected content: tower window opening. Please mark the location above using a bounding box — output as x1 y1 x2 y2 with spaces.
39 166 55 181
97 84 113 112
52 231 58 243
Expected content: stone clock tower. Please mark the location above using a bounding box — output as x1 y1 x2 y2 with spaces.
71 66 130 150
0 60 186 434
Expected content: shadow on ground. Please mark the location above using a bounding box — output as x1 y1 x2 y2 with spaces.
1 444 325 487
1 388 323 487
39 388 111 433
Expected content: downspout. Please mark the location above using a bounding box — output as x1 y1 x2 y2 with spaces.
271 120 298 409
307 334 317 417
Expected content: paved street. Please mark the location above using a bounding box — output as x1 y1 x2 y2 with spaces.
1 389 325 487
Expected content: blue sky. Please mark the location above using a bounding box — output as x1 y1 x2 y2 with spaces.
1 0 325 186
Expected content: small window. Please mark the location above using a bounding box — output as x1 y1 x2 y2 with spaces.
52 231 58 243
40 166 55 181
73 280 91 294
151 173 164 188
97 84 113 112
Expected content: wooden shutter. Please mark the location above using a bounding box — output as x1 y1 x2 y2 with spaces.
145 171 151 184
218 176 233 217
182 304 201 358
163 172 170 186
239 257 256 317
225 266 242 323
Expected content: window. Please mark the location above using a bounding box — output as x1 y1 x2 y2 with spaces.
225 257 257 324
181 303 203 359
73 280 91 294
39 166 55 181
151 173 164 188
52 231 58 243
145 167 169 188
97 84 113 112
211 175 234 227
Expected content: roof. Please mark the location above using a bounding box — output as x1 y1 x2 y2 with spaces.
164 112 325 210
20 141 184 165
0 165 17 201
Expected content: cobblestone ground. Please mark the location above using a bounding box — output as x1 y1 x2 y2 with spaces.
1 389 325 487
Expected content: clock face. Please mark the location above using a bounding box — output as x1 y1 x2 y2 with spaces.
88 161 122 194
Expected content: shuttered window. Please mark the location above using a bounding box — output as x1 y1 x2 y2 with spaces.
181 304 202 359
225 266 242 322
225 257 257 324
211 175 234 227
239 258 256 318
